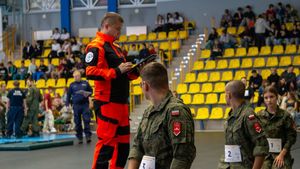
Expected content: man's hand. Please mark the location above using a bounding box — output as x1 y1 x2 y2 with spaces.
118 62 133 74
273 154 284 168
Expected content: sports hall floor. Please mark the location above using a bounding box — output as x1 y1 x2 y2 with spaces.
1 132 300 169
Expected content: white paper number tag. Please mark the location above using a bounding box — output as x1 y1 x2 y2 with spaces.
267 138 282 153
139 155 155 169
224 145 242 162
244 90 249 97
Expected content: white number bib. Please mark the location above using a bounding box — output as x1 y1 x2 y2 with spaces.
267 138 282 153
139 155 155 169
224 145 242 162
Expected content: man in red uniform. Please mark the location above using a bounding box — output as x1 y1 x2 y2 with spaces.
85 12 137 169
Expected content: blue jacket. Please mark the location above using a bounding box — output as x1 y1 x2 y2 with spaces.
67 80 93 106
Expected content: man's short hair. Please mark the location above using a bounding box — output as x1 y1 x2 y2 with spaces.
13 80 20 87
100 12 124 27
140 62 169 91
226 80 245 99
251 70 257 73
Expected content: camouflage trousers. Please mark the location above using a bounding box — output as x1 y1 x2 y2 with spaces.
262 155 293 169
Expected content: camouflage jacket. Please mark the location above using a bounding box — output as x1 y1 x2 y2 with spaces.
128 92 196 169
26 87 42 110
218 103 269 169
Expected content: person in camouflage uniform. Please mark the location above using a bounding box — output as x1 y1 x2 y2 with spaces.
128 62 196 169
257 86 297 169
21 78 43 137
0 97 6 136
218 80 269 169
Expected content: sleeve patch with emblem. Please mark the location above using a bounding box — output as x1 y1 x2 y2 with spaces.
85 52 94 63
171 110 180 116
253 122 262 133
85 48 99 66
173 121 181 136
248 114 255 120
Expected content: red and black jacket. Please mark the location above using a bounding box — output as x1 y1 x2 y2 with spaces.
85 32 136 104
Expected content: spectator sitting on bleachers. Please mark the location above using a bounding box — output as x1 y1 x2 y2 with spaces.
120 45 128 57
32 41 42 58
266 4 276 19
277 77 288 97
127 44 139 56
49 40 62 58
28 58 37 79
74 57 85 76
46 59 55 79
277 24 291 45
7 61 17 80
148 44 156 55
205 27 219 49
51 67 60 79
267 13 280 30
219 29 236 48
61 39 71 57
35 59 48 81
220 9 232 27
154 14 165 32
281 91 298 118
70 37 82 57
249 69 263 91
139 43 150 61
285 4 299 22
257 80 270 106
51 27 61 41
173 12 184 30
276 2 286 23
15 60 28 80
165 12 175 32
290 23 300 45
239 26 253 48
243 5 256 20
241 77 255 103
210 39 223 60
267 67 280 87
22 42 34 60
255 14 273 48
60 28 70 41
0 62 8 82
265 23 277 46
281 65 297 90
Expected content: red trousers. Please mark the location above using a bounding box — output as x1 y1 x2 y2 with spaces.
92 101 130 169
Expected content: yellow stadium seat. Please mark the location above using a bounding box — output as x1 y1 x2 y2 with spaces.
253 91 259 103
67 78 75 86
234 70 246 80
227 27 236 35
157 32 167 40
43 49 51 57
25 59 31 67
210 107 224 119
228 59 240 69
218 93 226 104
279 56 292 66
208 72 221 82
195 107 209 120
168 31 178 40
82 37 90 45
6 80 14 89
217 27 224 36
184 73 196 83
192 61 204 71
55 88 64 97
236 47 247 57
277 68 285 75
253 58 265 68
118 35 127 42
56 78 66 88
19 80 26 89
14 60 22 68
204 60 216 70
188 83 200 94
224 107 231 119
171 41 180 51
44 39 52 48
261 69 271 79
36 79 46 88
179 30 188 39
200 50 211 59
138 34 147 41
255 107 266 114
259 46 271 55
196 72 208 82
180 94 191 104
159 42 170 51
266 57 278 67
285 22 294 31
176 83 187 94
272 45 284 55
293 56 300 66
46 79 56 87
205 93 218 104
191 94 204 104
132 77 142 85
132 86 142 95
35 59 41 67
241 58 253 68
128 34 137 42
223 48 235 58
147 32 157 41
247 47 258 56
201 83 213 93
237 26 245 34
190 108 196 117
294 68 299 75
285 45 297 54
88 80 94 87
216 59 228 69
214 82 225 93
221 71 233 81
51 58 60 66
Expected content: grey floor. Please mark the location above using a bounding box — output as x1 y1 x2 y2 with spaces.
0 132 300 169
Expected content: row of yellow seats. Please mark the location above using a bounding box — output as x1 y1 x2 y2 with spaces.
193 56 300 71
191 106 265 120
123 41 181 52
184 68 299 84
118 30 188 43
14 58 61 68
200 45 300 59
177 82 226 94
181 92 259 106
